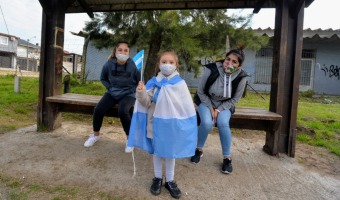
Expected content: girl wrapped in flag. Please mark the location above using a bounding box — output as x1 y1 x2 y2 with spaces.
127 50 197 199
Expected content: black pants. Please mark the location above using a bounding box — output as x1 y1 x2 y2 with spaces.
93 93 135 136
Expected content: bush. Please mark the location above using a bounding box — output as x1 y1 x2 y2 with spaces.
300 89 315 98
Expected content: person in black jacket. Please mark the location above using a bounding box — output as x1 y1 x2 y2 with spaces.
84 41 140 153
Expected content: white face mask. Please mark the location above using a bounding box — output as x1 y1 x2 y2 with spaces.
159 64 176 76
115 53 129 62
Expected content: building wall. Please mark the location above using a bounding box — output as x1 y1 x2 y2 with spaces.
84 39 339 96
304 39 340 95
0 35 18 68
16 44 40 71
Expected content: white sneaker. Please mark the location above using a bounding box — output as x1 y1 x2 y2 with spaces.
125 140 134 153
84 134 99 147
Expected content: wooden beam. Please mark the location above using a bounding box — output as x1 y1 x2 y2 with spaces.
269 0 304 157
289 0 304 18
65 0 277 13
37 0 67 131
77 0 94 18
253 0 266 14
288 1 305 157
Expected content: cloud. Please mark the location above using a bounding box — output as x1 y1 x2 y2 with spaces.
0 0 42 42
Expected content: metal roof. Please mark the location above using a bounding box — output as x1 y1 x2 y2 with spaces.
65 0 314 17
254 27 340 40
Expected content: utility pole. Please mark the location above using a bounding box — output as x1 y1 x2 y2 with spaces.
26 36 36 71
26 39 29 70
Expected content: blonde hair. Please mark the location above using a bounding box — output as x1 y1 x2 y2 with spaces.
108 41 130 60
154 49 180 75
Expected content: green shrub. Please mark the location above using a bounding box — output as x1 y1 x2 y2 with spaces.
300 89 315 98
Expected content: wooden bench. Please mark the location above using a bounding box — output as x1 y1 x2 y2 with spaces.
46 93 282 155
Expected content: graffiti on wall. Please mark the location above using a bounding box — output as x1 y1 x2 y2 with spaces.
319 64 339 80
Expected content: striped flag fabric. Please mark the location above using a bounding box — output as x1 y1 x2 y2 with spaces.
127 75 197 158
133 50 144 70
127 100 153 154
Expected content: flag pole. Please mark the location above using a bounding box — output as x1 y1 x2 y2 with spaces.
140 64 143 82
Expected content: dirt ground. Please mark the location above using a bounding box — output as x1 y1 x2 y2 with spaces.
0 120 339 200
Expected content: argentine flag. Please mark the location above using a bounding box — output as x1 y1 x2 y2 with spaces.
127 99 153 154
133 50 144 70
128 75 197 159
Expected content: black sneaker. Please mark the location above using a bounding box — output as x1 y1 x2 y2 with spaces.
150 177 162 195
221 158 233 174
165 181 181 199
190 149 203 164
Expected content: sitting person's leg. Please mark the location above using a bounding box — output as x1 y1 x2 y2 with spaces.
85 93 116 147
118 95 136 137
216 109 233 174
191 104 214 163
118 95 136 152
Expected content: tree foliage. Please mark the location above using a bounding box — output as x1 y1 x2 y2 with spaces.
84 10 268 80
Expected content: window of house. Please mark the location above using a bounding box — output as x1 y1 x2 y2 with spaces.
0 36 9 45
63 56 73 62
254 48 316 86
300 49 316 86
254 48 273 84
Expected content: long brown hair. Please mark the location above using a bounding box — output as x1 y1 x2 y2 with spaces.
216 46 245 66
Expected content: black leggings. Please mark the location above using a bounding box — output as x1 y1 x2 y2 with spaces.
93 93 135 136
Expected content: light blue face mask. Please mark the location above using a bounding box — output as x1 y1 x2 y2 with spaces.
159 64 176 76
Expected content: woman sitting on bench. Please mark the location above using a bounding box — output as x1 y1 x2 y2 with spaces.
191 48 248 174
84 41 140 153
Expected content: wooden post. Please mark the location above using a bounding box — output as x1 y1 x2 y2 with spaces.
266 0 305 157
37 0 68 131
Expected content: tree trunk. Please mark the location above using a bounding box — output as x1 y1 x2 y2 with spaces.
80 35 90 85
144 29 162 81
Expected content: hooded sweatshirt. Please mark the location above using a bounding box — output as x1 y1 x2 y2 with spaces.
100 57 140 100
197 62 247 112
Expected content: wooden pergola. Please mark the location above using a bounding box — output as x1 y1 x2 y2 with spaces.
37 0 314 157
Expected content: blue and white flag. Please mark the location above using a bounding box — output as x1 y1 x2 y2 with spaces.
127 100 153 154
128 74 197 159
133 50 144 70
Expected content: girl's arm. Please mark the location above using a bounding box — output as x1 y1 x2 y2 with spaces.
136 81 153 107
100 62 111 89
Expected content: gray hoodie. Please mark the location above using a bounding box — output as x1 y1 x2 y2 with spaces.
197 62 247 111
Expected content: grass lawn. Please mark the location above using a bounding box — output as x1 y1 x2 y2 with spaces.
0 74 339 156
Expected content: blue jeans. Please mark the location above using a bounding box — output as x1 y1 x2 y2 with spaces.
197 103 232 157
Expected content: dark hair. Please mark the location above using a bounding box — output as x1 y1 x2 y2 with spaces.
108 41 130 60
154 49 180 75
225 48 245 66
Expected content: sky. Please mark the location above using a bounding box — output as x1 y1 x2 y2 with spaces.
0 0 339 55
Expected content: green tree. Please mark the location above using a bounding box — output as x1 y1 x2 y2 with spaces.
84 10 268 80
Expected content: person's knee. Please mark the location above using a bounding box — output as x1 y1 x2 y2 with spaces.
217 121 230 128
200 120 214 128
93 105 106 116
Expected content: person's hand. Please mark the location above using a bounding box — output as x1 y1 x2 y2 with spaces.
212 109 219 123
210 107 216 123
137 81 145 91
